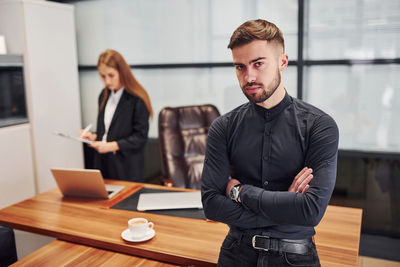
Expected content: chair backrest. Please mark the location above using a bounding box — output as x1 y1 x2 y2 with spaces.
158 104 220 189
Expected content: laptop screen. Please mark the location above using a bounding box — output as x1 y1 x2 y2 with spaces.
50 168 124 199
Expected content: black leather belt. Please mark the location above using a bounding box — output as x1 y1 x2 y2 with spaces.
229 229 313 255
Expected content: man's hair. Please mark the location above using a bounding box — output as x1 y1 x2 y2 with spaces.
228 19 285 51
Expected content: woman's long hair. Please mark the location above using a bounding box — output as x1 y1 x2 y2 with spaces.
97 49 153 118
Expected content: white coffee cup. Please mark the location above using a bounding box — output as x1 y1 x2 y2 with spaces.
128 218 154 238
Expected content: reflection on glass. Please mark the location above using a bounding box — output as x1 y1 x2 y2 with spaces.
304 65 400 152
0 68 28 127
257 0 298 60
74 0 298 64
332 155 400 235
305 0 400 59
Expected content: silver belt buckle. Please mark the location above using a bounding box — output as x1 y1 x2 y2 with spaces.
252 235 270 251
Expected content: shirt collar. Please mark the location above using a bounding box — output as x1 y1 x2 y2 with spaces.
110 87 124 98
252 90 292 121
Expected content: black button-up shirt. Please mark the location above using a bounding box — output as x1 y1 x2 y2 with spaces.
201 92 339 239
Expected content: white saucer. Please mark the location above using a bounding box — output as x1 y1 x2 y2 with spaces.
121 228 155 242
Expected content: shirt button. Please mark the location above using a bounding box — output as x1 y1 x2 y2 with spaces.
264 181 269 187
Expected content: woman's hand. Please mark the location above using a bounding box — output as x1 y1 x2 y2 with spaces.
79 130 97 141
90 141 120 154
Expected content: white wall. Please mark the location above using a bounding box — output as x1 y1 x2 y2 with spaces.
0 1 25 54
74 0 298 64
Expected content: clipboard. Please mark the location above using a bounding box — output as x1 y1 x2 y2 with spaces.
54 131 93 144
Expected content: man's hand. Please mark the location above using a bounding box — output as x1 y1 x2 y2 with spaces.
90 141 119 154
288 167 313 193
226 178 241 198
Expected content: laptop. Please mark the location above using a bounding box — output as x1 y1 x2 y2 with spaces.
50 168 124 199
137 191 203 211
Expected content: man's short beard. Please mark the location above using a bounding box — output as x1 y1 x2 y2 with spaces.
242 68 281 103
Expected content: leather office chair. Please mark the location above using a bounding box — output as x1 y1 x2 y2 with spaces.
0 225 18 266
158 104 220 189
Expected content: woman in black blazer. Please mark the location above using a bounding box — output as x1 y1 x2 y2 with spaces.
80 49 153 181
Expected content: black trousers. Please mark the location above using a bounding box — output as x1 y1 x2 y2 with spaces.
217 231 321 267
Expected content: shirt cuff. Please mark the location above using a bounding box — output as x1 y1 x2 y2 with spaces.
240 184 264 213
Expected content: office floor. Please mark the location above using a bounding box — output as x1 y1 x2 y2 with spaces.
359 256 400 267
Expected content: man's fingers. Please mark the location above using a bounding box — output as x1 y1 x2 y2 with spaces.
298 168 312 182
301 184 310 194
293 169 312 188
297 174 313 193
294 167 313 183
294 167 308 180
289 167 313 193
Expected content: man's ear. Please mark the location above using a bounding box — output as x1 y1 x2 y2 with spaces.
280 53 289 71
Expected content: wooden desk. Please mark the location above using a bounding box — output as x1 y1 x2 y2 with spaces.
315 205 362 266
0 180 362 266
12 240 178 267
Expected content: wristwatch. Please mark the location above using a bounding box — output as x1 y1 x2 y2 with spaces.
230 184 242 202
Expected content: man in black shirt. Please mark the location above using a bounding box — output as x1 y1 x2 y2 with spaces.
201 19 339 266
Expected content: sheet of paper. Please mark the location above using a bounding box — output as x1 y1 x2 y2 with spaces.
0 35 7 54
54 132 93 145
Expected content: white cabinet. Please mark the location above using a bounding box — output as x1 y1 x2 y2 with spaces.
0 124 35 208
0 0 84 199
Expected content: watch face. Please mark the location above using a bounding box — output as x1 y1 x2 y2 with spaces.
230 188 235 199
230 185 239 200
